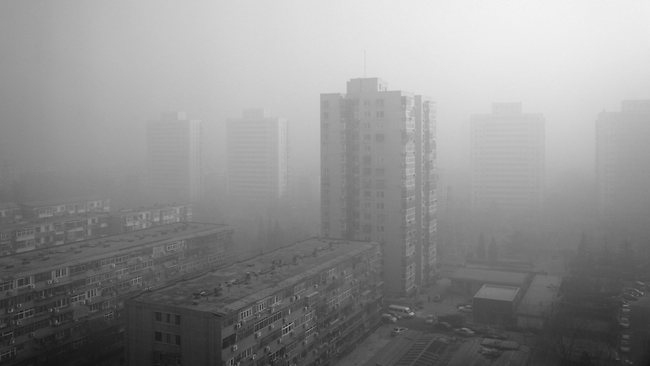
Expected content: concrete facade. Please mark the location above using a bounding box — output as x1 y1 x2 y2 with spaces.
470 103 545 216
0 222 232 365
320 78 437 296
226 109 289 211
126 239 383 366
147 112 202 204
596 100 650 219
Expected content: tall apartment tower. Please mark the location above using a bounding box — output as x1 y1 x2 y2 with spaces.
470 103 545 216
146 112 202 204
320 78 437 296
226 109 288 211
596 100 650 219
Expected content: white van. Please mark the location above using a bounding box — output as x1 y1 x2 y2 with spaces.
388 304 415 318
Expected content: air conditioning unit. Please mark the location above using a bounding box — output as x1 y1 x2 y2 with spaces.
16 303 22 309
231 344 238 352
7 308 14 313
303 306 309 312
9 338 15 344
47 280 53 285
255 331 262 338
264 346 271 353
251 354 256 360
268 324 274 330
27 284 35 289
16 320 21 325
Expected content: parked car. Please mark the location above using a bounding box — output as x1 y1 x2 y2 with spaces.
454 327 476 337
434 321 452 331
425 314 436 324
458 305 473 313
619 317 630 328
620 339 631 353
625 288 643 296
388 304 416 318
381 313 397 323
623 294 638 302
391 327 408 337
479 347 501 358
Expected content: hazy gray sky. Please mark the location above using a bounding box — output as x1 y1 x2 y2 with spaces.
1 0 649 181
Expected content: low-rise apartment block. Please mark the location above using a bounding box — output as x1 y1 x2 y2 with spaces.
0 198 112 255
0 212 111 254
126 239 383 366
0 222 233 365
112 204 192 233
19 197 110 220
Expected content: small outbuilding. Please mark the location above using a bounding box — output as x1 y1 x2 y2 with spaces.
473 284 521 326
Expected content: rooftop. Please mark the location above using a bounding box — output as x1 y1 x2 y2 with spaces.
474 284 520 302
131 239 378 314
0 222 230 279
0 202 20 210
450 267 529 287
21 196 108 208
516 274 561 318
0 212 110 232
117 203 190 214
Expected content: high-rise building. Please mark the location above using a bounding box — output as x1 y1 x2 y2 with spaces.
320 78 437 296
470 103 545 216
596 100 650 219
226 109 288 211
125 238 382 366
147 112 202 204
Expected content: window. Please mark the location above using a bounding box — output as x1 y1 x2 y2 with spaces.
281 322 294 336
154 331 162 342
175 314 181 325
155 312 162 321
375 133 385 142
175 335 181 345
239 307 253 321
16 277 31 287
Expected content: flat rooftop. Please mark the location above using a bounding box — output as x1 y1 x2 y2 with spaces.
516 274 561 318
21 196 108 208
474 284 520 302
0 212 111 232
451 267 529 287
0 222 230 278
131 239 379 314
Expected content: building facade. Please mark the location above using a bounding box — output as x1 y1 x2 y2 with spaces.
147 112 203 204
0 198 112 255
596 100 650 219
320 78 437 296
226 109 288 212
112 204 192 233
470 103 545 216
0 222 233 365
126 239 383 366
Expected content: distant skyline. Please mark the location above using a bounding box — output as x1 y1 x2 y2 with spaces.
1 1 649 185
